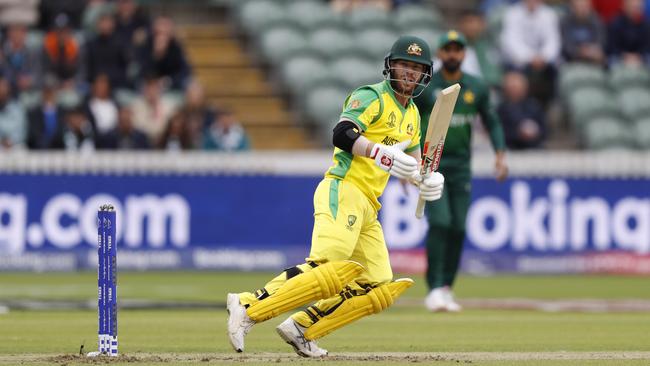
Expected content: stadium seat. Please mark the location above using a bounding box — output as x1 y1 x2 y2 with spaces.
618 87 650 120
305 83 349 140
288 1 343 30
281 53 330 96
259 25 308 65
402 27 442 53
559 63 607 97
610 65 650 91
57 89 82 109
632 118 650 149
347 5 392 30
356 27 399 59
26 30 43 51
582 116 634 150
329 56 381 90
309 26 357 58
237 0 287 35
568 87 618 127
20 91 41 110
115 89 137 107
394 4 443 31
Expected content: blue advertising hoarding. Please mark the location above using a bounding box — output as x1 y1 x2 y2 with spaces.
0 172 648 273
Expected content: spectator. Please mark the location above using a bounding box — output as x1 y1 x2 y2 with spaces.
158 110 192 150
500 0 560 106
38 0 86 30
42 13 81 85
86 11 129 88
97 105 149 149
592 0 623 23
131 76 178 145
606 0 650 66
561 0 606 65
458 10 503 88
498 71 546 149
51 107 96 151
0 77 27 149
27 79 65 149
181 81 218 148
3 22 42 94
114 0 150 51
84 74 119 136
203 109 250 151
137 16 190 90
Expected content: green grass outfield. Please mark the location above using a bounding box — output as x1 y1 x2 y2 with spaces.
1 272 649 365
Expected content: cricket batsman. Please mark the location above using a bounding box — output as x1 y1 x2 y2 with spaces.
226 36 445 357
414 31 508 312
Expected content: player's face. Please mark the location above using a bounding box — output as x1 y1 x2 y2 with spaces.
390 60 426 95
438 43 465 73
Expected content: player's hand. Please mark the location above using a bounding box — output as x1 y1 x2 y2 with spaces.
417 172 444 201
370 140 418 180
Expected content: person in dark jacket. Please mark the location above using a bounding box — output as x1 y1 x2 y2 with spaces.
497 71 546 149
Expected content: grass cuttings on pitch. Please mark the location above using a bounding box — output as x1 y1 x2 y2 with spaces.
0 272 649 365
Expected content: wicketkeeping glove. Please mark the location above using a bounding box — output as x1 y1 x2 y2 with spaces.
370 140 418 180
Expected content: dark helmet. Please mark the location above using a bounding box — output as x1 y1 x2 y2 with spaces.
382 35 433 87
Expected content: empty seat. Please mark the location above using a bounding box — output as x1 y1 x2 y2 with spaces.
259 25 308 64
288 1 343 30
394 4 443 31
559 63 607 97
238 0 287 35
347 6 392 30
281 53 330 95
356 26 399 59
330 56 381 89
582 116 633 150
309 26 356 58
618 87 650 120
400 27 442 52
632 118 650 149
609 64 650 90
305 84 349 137
568 87 618 126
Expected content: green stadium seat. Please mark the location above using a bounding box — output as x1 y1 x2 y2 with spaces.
394 4 443 31
618 87 650 120
115 89 137 107
356 27 399 59
610 65 650 90
305 83 349 139
632 118 650 149
559 63 607 97
401 27 442 52
281 53 330 95
57 89 82 109
582 116 634 150
26 30 43 51
237 0 287 35
288 1 343 30
259 25 308 64
568 86 618 126
19 91 41 110
329 56 381 89
347 6 392 30
309 26 356 58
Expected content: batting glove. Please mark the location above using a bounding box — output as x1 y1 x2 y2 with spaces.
370 140 418 180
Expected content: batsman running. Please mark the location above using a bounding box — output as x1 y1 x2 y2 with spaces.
226 36 445 357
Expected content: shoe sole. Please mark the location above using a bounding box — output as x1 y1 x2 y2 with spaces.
226 294 243 353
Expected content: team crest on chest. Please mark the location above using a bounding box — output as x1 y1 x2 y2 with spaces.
346 215 357 230
406 123 414 136
463 90 475 104
407 43 422 56
387 111 397 128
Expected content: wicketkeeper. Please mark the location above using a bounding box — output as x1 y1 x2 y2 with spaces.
227 36 444 357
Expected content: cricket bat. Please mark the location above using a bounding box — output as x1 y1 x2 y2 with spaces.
415 83 461 218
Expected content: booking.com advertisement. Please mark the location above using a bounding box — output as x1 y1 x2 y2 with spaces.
0 174 648 274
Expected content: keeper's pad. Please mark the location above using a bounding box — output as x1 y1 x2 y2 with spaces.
304 278 413 340
246 260 364 322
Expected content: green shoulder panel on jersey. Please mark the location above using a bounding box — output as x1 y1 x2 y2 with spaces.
340 83 385 130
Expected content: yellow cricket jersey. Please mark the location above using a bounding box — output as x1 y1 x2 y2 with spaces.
325 80 422 211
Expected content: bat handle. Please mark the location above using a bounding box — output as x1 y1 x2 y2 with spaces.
415 197 426 218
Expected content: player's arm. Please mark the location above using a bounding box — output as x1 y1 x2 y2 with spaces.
477 84 508 181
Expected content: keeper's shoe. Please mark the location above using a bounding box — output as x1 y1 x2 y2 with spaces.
226 293 255 352
424 287 447 312
276 318 328 358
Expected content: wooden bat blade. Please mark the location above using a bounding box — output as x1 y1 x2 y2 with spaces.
416 83 461 218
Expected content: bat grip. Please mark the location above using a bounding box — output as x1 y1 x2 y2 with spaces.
415 198 426 218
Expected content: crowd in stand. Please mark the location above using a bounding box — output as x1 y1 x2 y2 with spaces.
0 0 249 152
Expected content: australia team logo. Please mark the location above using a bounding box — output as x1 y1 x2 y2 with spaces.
346 215 357 230
407 43 422 56
387 111 396 128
